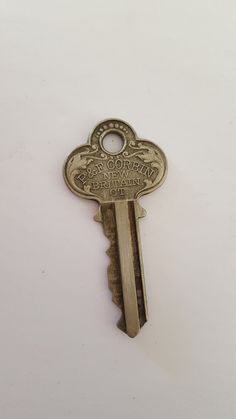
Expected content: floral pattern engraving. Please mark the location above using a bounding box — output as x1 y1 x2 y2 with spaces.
66 145 107 197
123 141 166 196
123 141 164 166
64 132 167 201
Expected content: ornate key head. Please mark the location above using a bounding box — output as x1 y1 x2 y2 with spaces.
64 119 167 203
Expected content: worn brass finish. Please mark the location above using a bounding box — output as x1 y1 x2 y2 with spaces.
63 119 167 337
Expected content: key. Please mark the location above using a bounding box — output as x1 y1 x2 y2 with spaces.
63 119 167 338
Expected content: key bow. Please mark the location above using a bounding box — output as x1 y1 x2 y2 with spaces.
64 119 167 203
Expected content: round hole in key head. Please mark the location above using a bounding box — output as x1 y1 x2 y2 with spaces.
101 131 126 155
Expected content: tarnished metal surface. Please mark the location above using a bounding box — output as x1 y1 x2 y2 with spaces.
64 119 167 337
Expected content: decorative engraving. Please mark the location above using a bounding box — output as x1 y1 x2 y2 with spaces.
124 141 164 167
95 122 129 140
64 120 167 203
65 145 109 198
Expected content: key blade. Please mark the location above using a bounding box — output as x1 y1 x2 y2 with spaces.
96 201 147 338
96 203 126 333
115 201 140 337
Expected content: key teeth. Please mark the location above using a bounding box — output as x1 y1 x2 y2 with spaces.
106 245 112 257
94 206 102 223
96 202 146 338
136 202 146 218
94 204 123 325
100 204 127 335
96 205 123 323
117 316 126 334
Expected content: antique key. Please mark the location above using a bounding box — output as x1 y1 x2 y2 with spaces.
63 119 167 337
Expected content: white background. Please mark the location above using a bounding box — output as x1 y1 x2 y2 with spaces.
0 1 236 418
